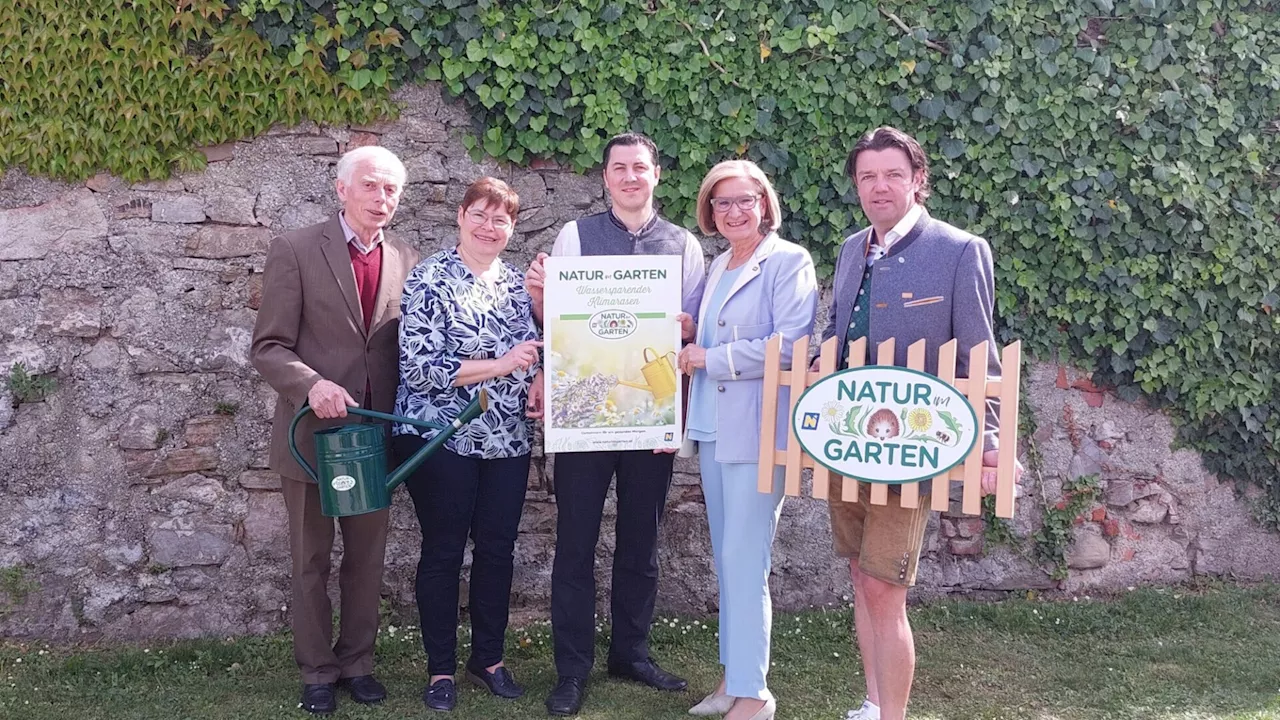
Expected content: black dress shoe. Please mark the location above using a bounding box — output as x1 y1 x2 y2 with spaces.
465 663 525 699
607 658 688 691
545 676 586 716
300 683 337 715
423 678 456 712
338 674 387 704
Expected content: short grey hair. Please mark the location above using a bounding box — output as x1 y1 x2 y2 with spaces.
336 146 407 186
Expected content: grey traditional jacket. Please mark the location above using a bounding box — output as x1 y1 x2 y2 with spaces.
823 210 1001 493
680 233 819 464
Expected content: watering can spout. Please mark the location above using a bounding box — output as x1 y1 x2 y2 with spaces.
385 389 489 491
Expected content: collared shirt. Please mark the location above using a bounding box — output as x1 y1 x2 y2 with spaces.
848 205 922 364
338 211 383 255
868 203 923 256
551 209 706 317
393 248 540 459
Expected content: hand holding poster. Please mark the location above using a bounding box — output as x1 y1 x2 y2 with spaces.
543 255 683 452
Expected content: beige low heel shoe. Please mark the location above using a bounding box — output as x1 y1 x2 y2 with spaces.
688 690 734 716
745 697 776 720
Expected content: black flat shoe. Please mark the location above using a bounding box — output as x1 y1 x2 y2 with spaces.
465 664 525 699
607 658 688 691
300 683 337 714
338 674 387 704
423 678 456 712
545 675 586 716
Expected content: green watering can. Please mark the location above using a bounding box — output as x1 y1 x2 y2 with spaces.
288 390 488 517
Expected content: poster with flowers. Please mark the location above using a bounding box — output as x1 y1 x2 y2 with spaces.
543 255 683 452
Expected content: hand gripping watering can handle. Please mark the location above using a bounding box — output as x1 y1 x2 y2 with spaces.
287 402 455 483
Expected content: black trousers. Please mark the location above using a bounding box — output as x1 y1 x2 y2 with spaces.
550 450 675 678
394 436 530 677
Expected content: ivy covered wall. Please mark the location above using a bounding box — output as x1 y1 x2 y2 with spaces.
2 0 1279 524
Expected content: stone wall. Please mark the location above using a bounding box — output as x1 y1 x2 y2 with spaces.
0 85 1276 640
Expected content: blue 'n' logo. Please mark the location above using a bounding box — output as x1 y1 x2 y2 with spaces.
801 412 820 430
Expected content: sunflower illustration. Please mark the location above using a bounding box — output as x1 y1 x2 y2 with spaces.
907 408 933 432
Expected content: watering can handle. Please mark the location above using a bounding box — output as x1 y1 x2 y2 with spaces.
287 404 322 483
287 403 450 482
642 347 678 369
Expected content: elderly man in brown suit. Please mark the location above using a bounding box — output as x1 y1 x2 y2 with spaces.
251 145 420 715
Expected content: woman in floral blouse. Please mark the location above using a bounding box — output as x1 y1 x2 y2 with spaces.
391 177 542 713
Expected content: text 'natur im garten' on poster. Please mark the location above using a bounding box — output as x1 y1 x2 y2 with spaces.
543 255 683 452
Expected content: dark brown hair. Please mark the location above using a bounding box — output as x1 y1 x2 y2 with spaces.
845 126 931 205
602 132 659 168
460 176 520 216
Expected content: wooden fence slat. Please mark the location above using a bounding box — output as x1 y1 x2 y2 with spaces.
842 338 868 502
995 341 1022 518
778 370 1003 392
811 337 839 501
757 335 783 493
949 378 1002 396
960 342 989 515
900 339 927 509
783 335 810 497
870 338 896 507
932 340 959 512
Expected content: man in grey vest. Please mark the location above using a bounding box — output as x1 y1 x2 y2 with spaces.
525 132 705 716
818 127 1020 720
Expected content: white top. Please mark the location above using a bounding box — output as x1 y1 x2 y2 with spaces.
874 203 924 253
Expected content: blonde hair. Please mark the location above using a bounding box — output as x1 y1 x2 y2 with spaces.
695 160 783 236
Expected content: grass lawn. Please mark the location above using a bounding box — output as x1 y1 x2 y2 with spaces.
1 583 1278 719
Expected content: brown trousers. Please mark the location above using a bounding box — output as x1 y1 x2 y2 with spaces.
281 476 390 684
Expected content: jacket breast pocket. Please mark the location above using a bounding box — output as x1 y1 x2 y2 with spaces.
732 322 773 341
902 295 945 309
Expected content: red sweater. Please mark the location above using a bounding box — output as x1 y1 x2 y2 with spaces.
348 242 383 330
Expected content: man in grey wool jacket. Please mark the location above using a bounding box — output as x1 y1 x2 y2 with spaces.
819 126 1020 720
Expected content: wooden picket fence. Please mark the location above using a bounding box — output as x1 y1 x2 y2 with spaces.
757 335 1023 519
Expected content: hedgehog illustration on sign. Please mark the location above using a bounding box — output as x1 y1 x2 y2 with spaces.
865 408 900 440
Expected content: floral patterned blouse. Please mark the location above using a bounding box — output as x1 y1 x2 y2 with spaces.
393 248 540 459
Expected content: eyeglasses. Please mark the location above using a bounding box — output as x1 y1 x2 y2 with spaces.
464 210 512 230
709 195 761 213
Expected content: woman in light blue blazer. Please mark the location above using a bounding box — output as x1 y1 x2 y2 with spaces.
676 160 818 720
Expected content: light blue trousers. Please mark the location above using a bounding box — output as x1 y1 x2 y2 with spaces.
698 441 786 700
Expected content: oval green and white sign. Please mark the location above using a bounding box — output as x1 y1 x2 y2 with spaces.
791 367 979 484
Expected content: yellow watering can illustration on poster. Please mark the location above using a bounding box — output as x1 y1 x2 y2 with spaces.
615 347 678 403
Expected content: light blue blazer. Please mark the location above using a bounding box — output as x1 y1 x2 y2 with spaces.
681 233 818 464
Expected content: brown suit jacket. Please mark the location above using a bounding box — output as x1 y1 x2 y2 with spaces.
251 215 420 482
